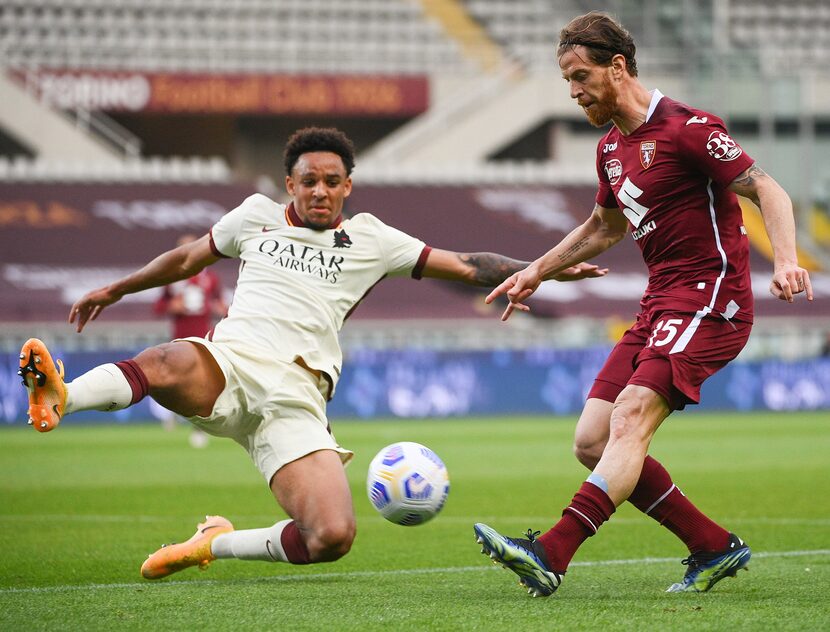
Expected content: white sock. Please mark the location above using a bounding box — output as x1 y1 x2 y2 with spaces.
65 363 134 414
211 519 291 562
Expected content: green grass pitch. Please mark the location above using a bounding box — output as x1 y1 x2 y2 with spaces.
1 412 828 631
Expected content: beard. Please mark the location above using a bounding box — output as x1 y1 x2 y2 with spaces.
583 80 618 127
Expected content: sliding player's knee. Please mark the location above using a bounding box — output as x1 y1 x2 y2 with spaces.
133 343 185 389
306 517 356 562
134 341 209 392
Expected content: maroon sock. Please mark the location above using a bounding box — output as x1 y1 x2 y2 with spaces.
280 521 311 565
628 455 729 554
114 360 149 404
537 481 616 573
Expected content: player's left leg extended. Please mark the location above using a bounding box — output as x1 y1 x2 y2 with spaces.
140 353 354 579
264 448 356 563
211 448 355 566
142 449 355 579
141 516 235 579
665 533 751 592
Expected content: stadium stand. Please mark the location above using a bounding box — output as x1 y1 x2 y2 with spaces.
728 0 830 74
0 0 474 75
0 155 231 183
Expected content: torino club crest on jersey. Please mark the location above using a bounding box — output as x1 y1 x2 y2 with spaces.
640 141 657 169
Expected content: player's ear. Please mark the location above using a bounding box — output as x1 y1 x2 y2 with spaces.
285 174 295 196
610 53 626 80
343 176 352 198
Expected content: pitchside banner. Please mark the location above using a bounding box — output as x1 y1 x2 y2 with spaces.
1 347 827 424
9 69 429 116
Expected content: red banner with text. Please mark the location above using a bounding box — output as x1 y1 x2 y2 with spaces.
8 69 429 117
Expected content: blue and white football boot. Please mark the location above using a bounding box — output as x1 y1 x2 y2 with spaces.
666 533 751 592
474 523 562 597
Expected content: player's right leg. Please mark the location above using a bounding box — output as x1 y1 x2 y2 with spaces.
575 392 748 592
132 341 225 418
572 397 613 469
474 524 562 597
19 338 67 432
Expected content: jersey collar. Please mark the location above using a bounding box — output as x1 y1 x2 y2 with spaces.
284 201 343 230
645 89 664 123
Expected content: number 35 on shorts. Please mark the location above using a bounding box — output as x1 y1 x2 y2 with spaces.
647 318 686 348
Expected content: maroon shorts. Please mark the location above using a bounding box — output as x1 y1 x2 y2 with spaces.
588 306 752 410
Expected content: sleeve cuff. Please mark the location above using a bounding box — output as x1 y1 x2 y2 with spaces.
209 229 231 258
411 245 432 280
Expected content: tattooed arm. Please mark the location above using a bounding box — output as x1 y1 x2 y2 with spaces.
729 163 813 302
484 204 627 320
421 250 529 286
421 250 608 287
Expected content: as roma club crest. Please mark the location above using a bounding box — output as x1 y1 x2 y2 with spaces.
333 229 352 248
640 140 657 169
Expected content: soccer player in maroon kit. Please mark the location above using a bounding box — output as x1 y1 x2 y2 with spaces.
153 233 226 443
153 234 227 341
476 12 814 597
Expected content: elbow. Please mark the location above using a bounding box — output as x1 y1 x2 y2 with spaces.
599 225 627 248
179 254 208 279
610 230 626 246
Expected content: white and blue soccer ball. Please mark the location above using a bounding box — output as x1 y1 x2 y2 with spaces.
366 441 450 526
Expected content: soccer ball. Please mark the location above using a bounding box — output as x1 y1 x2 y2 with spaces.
366 442 450 526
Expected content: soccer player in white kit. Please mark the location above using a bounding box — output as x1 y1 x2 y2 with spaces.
19 127 606 579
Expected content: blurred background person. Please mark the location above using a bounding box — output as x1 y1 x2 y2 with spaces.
153 233 227 446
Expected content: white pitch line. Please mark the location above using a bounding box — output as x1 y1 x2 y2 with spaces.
2 515 829 527
1 549 828 596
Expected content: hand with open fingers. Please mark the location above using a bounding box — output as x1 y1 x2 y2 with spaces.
69 287 121 333
553 262 609 282
485 266 542 321
769 264 813 303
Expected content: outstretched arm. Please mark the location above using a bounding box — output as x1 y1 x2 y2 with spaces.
420 250 607 286
729 164 813 302
485 204 627 320
70 234 220 332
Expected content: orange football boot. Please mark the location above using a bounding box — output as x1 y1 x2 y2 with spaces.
18 338 67 432
141 516 234 580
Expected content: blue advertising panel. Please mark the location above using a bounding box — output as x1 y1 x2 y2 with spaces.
3 345 828 425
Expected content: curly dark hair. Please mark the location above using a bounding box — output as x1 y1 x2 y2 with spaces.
557 11 638 77
283 127 356 176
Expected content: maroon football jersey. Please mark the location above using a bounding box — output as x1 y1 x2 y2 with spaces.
154 269 224 339
595 92 755 322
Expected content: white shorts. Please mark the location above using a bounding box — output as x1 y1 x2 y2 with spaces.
178 337 353 484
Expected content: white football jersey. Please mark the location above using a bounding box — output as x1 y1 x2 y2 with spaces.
208 193 427 395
